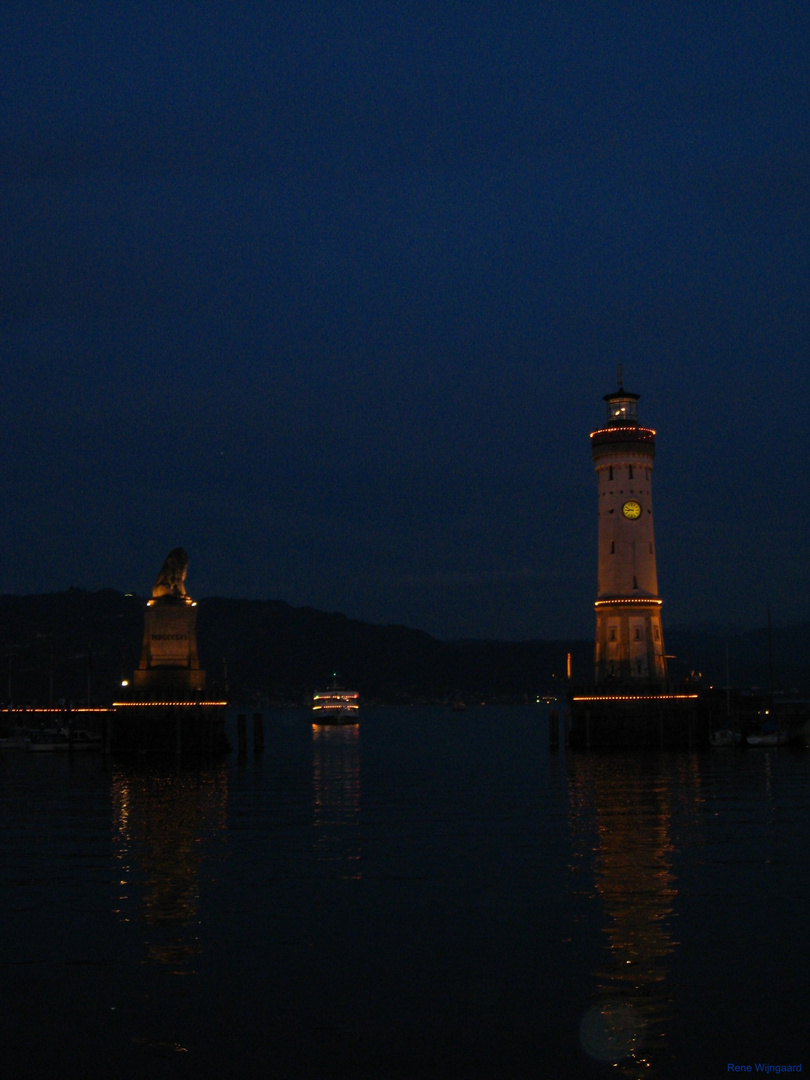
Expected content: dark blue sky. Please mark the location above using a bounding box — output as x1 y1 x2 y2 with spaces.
1 2 808 640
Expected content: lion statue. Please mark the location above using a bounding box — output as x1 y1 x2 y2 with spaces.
152 547 189 599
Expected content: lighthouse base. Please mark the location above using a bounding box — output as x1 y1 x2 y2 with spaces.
569 692 705 749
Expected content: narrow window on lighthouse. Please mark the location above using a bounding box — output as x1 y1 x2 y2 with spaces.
609 627 616 641
649 542 653 554
634 628 642 641
633 575 638 589
608 466 613 480
610 540 615 554
628 465 634 479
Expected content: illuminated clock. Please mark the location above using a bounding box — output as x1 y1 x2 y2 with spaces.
622 500 641 520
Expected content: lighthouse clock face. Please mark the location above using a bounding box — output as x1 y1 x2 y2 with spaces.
622 499 642 520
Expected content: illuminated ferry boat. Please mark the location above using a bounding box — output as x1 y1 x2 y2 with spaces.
311 679 360 724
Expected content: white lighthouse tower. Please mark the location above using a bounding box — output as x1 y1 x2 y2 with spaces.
590 374 667 687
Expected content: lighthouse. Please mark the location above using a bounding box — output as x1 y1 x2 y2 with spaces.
590 375 667 687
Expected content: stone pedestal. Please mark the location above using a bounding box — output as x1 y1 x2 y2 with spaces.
132 595 206 699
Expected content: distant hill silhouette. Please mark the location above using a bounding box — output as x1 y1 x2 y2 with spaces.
0 590 805 706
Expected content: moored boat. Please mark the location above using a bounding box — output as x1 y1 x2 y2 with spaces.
746 728 802 747
709 728 742 747
61 729 103 751
25 730 70 751
19 727 104 751
0 732 29 750
745 706 805 747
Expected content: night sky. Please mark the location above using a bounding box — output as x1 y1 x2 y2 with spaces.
1 3 808 641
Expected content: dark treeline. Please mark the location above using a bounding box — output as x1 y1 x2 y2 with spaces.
0 590 806 706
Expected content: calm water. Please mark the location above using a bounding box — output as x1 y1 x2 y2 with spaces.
1 706 807 1079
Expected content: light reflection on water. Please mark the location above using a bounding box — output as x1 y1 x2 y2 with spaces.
312 723 361 878
568 754 684 1076
112 763 228 969
0 709 808 1077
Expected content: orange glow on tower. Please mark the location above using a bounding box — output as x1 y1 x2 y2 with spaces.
591 376 667 687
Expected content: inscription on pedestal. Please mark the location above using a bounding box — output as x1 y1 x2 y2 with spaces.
145 604 197 668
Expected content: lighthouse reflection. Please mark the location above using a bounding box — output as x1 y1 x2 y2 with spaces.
111 763 228 968
568 754 693 1077
312 723 361 879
